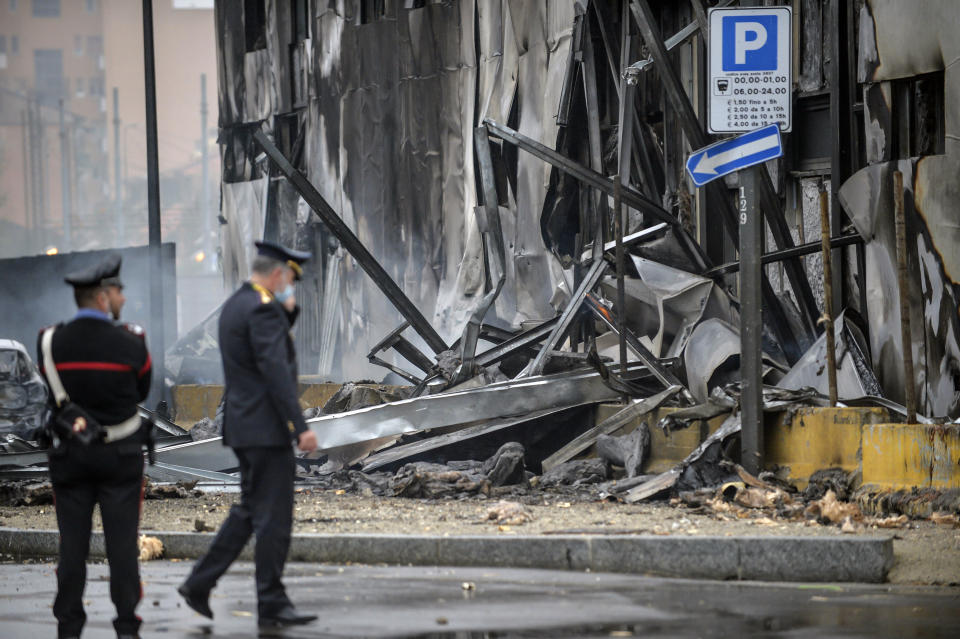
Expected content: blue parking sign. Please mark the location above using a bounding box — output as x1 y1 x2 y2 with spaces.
709 7 792 133
722 14 777 71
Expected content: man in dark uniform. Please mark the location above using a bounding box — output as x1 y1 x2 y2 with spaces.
37 254 152 639
178 241 319 630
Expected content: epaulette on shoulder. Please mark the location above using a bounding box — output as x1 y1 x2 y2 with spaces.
38 323 60 334
251 283 273 304
120 322 146 336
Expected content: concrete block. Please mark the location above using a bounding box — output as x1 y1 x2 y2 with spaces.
296 382 343 411
592 405 726 474
764 407 889 487
736 536 893 583
155 531 246 560
0 529 59 559
862 423 960 489
170 385 223 427
437 535 590 571
589 535 739 579
289 534 439 565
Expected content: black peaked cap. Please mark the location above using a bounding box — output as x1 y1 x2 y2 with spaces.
254 241 312 280
64 254 123 288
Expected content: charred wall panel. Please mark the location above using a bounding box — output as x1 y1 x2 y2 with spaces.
209 0 959 415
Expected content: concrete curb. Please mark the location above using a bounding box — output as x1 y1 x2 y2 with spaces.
0 527 893 583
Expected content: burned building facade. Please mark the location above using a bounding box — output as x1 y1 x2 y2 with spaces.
207 0 959 420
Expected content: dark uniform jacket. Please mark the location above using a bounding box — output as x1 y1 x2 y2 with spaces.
219 282 308 448
37 315 151 425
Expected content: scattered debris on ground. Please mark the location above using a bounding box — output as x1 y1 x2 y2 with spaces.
138 535 164 561
486 500 533 526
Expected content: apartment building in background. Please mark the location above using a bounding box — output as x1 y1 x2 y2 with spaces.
0 0 107 256
0 0 219 276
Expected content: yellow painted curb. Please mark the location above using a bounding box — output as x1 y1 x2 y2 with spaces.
764 407 888 487
862 423 960 489
593 405 727 474
171 382 410 428
593 405 897 486
170 384 223 427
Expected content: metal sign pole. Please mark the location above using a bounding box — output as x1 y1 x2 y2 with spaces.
143 0 166 407
739 168 763 475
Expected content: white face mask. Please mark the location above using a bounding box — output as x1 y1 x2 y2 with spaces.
275 283 294 304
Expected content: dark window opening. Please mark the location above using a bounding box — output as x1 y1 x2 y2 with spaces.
292 0 309 42
34 49 63 103
791 94 831 172
87 35 102 57
244 0 267 52
360 0 386 24
31 0 58 17
88 76 104 97
891 70 945 158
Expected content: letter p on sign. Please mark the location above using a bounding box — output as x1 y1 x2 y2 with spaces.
722 14 777 71
734 22 767 64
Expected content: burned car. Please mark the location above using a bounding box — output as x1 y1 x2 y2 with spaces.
0 339 48 439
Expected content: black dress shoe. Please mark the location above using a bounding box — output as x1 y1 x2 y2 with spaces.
258 606 318 628
178 583 213 619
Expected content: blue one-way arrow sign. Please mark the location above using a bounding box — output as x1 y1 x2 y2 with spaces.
686 124 783 187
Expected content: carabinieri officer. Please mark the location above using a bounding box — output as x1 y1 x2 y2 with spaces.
178 241 319 630
38 254 152 639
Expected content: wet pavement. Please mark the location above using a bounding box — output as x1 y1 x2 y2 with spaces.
0 560 957 638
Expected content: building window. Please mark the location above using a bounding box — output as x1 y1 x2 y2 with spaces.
0 35 6 55
244 0 267 52
31 0 59 17
74 35 83 56
11 35 18 54
9 0 17 13
359 0 387 24
87 75 105 97
85 0 96 12
34 49 64 102
292 0 309 41
75 77 84 96
87 35 102 57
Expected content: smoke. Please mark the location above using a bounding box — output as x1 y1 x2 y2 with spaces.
0 244 210 406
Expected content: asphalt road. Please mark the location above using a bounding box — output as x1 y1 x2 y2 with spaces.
0 561 957 638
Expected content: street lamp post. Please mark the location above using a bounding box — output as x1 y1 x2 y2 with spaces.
142 0 166 408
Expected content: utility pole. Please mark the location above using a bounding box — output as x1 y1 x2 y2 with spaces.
30 101 47 244
739 170 763 475
21 110 34 252
58 99 72 252
113 87 123 245
200 72 211 269
143 0 166 407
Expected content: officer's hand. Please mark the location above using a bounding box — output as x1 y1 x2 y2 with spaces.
297 430 318 453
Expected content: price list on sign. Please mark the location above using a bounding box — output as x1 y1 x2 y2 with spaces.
708 6 792 133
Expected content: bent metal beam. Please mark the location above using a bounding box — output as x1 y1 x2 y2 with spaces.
253 127 448 356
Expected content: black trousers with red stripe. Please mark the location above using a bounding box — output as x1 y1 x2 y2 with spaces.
49 437 144 638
